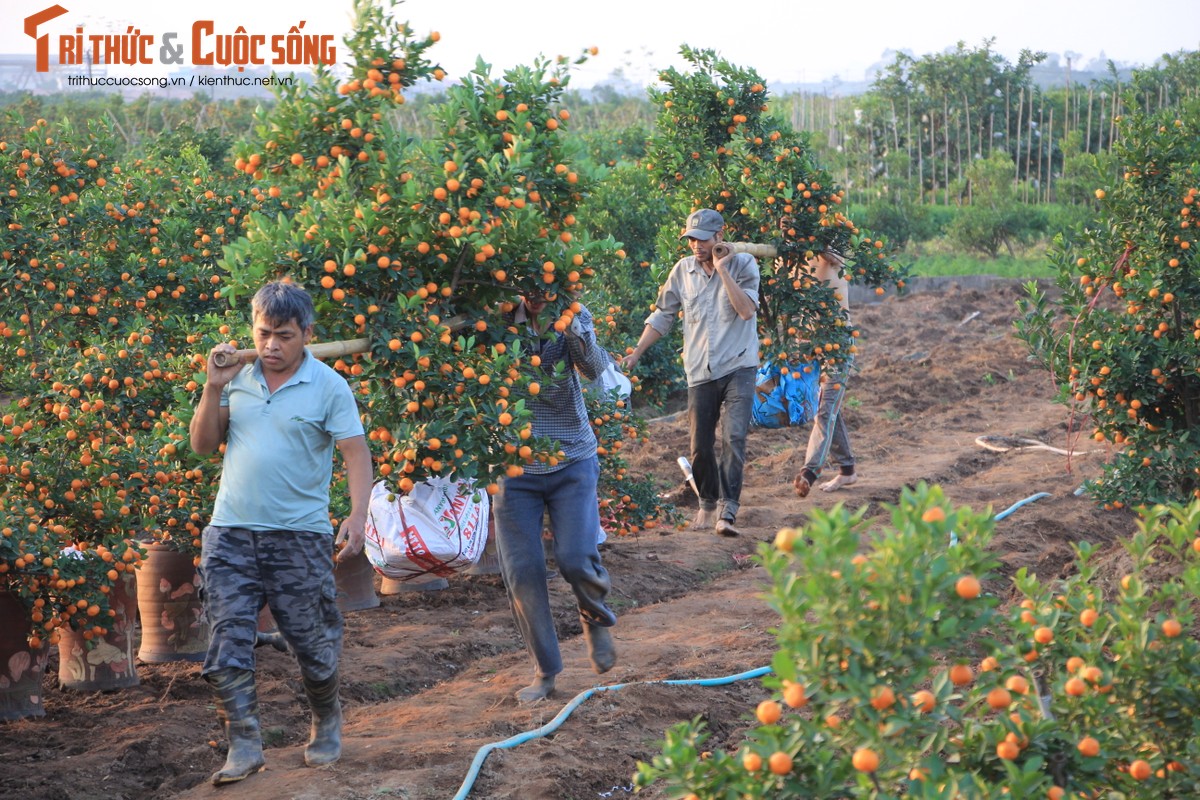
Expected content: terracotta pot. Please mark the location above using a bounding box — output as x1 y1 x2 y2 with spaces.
379 574 449 594
57 572 140 691
0 592 51 721
334 548 380 612
135 544 209 663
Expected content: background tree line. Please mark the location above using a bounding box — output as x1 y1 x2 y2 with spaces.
5 42 1196 264
8 42 1196 193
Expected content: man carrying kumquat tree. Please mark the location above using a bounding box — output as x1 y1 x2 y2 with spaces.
793 247 859 497
494 291 618 703
620 209 760 537
188 280 373 784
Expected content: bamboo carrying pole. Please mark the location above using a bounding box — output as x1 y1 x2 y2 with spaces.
211 338 372 368
205 247 777 369
206 314 477 368
712 242 778 260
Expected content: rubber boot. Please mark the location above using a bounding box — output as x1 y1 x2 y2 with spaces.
255 629 289 653
516 675 556 703
302 672 343 767
583 618 617 674
206 668 266 785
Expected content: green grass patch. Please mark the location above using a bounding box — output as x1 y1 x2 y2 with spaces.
905 252 1055 279
899 237 1057 279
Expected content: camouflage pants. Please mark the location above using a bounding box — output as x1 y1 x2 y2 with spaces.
198 526 343 681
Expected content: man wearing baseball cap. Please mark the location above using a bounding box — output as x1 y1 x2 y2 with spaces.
620 209 760 536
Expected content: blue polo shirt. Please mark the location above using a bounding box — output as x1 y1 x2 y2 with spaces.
210 351 364 535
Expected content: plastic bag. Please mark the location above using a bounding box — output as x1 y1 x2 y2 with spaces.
363 477 490 580
751 362 820 428
585 356 632 404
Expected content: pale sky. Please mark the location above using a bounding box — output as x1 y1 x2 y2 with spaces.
4 0 1197 89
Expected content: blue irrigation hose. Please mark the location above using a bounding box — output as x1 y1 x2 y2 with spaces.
993 492 1052 520
456 492 1056 798
950 491 1052 545
452 666 772 800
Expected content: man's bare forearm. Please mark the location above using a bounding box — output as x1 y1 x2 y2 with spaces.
619 325 663 369
189 386 225 455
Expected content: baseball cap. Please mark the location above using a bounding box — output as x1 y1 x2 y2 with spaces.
813 247 845 267
680 208 724 240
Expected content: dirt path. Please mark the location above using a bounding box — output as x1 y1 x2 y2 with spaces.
1 279 1137 800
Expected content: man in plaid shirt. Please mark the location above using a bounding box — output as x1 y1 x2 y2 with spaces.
494 292 617 703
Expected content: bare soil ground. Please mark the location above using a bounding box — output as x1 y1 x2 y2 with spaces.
0 279 1138 800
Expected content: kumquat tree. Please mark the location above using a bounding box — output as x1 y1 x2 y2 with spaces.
636 484 1200 799
1016 97 1200 508
584 387 683 535
644 47 911 381
215 0 676 528
574 131 683 408
0 113 243 646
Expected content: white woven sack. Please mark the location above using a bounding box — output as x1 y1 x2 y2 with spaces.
363 477 490 580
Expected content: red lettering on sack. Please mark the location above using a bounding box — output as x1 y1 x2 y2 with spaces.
402 525 455 576
364 518 383 546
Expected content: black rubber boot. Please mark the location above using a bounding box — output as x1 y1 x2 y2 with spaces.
302 672 343 767
206 668 266 785
583 619 617 674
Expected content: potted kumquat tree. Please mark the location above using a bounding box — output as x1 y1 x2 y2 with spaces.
0 110 246 690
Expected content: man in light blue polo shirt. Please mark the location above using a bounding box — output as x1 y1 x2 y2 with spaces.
620 209 760 537
190 281 371 785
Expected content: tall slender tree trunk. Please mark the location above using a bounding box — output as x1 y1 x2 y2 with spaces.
890 99 900 153
1080 81 1089 139
1025 92 1035 203
1014 88 1024 194
943 96 950 205
931 110 940 205
1004 81 1011 162
963 98 973 205
907 96 915 195
867 119 875 194
1045 107 1054 203
963 92 973 160
955 101 964 198
1036 101 1045 203
1070 56 1080 137
830 95 838 150
1109 83 1120 155
1085 87 1093 154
